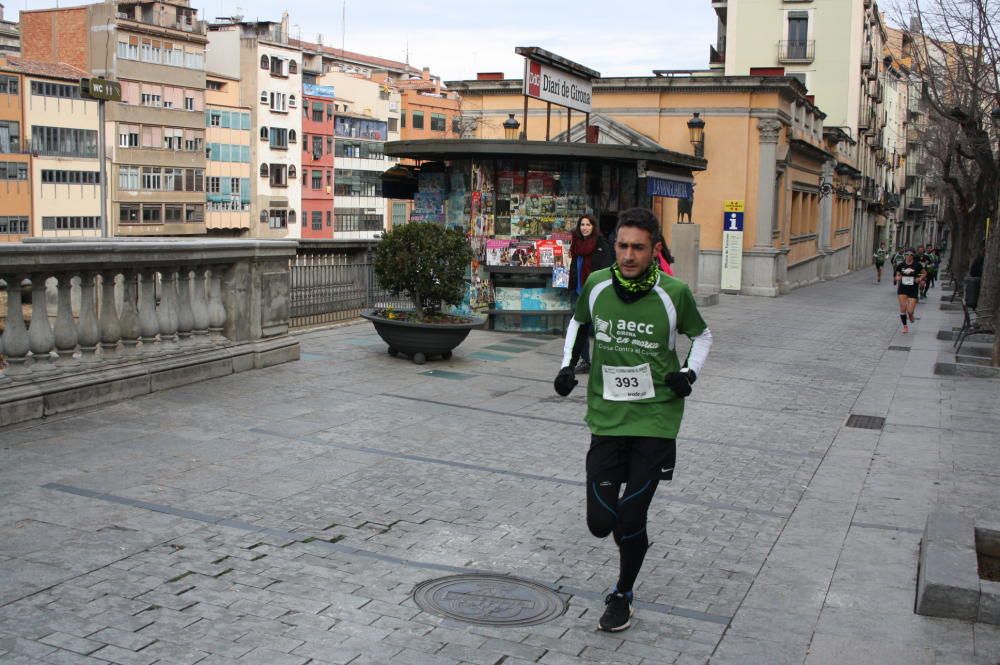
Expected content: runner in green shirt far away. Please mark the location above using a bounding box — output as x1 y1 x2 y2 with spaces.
553 207 713 633
874 243 887 283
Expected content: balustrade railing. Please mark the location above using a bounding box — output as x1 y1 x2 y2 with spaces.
0 239 298 424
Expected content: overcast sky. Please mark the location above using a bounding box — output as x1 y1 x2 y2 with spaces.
18 0 718 81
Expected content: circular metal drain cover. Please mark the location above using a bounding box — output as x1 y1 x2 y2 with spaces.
412 574 567 627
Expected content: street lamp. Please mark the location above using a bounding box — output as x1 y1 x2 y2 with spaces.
503 113 521 141
687 112 706 158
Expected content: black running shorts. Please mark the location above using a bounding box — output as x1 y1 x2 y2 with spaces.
586 435 676 484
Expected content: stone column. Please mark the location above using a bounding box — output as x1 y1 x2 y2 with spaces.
157 269 179 350
175 269 195 346
119 271 141 357
754 119 783 248
99 272 122 361
207 267 227 344
53 274 79 369
138 269 160 355
28 274 57 376
2 275 31 379
77 272 100 365
190 267 211 348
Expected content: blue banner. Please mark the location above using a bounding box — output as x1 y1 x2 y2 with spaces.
646 176 693 199
303 83 335 99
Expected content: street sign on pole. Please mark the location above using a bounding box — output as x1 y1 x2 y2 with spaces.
80 78 122 102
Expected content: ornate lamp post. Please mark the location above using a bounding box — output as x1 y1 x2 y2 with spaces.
503 113 521 141
687 112 706 158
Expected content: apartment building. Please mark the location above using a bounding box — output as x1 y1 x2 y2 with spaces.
207 16 303 239
0 4 19 56
25 60 101 238
21 0 209 237
318 70 399 239
0 57 29 243
293 37 420 84
301 83 335 239
396 68 462 141
708 0 899 268
205 73 252 235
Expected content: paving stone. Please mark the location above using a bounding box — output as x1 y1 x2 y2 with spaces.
39 632 105 656
89 644 158 665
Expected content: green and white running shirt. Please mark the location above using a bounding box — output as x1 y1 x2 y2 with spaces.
563 268 711 439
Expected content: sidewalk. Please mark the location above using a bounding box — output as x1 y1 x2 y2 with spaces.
1 269 998 665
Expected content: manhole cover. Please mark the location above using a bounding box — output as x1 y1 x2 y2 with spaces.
845 414 886 430
412 574 567 627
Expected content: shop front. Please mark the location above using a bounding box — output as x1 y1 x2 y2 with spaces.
382 139 704 333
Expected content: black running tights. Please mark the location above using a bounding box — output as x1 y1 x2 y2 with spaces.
587 477 659 594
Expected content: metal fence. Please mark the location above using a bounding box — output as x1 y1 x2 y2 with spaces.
289 250 411 328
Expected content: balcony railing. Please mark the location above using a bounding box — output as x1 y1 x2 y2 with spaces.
870 80 883 103
777 40 815 63
907 126 924 144
709 45 726 65
861 46 873 69
0 239 299 426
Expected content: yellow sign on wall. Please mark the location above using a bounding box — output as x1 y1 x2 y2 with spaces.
723 200 745 213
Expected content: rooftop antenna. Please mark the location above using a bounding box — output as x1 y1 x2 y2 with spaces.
341 0 346 54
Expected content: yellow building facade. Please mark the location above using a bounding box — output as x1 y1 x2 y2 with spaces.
449 75 860 295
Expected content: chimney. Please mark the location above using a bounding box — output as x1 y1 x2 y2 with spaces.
477 72 504 81
280 10 289 40
422 66 430 81
0 4 5 22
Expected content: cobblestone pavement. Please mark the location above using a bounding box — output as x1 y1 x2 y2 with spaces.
2 269 999 665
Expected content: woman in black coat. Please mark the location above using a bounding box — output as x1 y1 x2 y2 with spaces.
568 213 614 372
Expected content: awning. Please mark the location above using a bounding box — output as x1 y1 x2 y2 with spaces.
380 164 420 200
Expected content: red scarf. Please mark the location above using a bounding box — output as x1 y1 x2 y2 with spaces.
571 233 599 285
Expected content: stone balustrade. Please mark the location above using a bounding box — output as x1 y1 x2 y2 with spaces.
0 239 300 426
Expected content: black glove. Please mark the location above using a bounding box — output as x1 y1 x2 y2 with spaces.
665 369 696 398
554 366 578 397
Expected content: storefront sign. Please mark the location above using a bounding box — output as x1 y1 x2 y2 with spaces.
303 84 335 99
523 59 592 113
721 212 744 292
646 177 693 199
80 77 121 102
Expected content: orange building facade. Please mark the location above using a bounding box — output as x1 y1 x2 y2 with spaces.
0 60 29 242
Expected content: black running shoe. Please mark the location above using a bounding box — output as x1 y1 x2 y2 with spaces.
598 592 633 632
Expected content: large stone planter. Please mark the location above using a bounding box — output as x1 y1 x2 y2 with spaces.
361 310 485 364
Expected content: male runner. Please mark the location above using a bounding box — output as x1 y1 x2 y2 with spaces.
873 244 887 283
553 207 713 632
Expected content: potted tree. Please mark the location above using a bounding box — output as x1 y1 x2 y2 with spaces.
362 222 485 364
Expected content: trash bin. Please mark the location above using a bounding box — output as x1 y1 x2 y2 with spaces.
964 276 981 309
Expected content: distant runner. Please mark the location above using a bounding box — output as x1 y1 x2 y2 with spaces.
894 250 926 333
554 207 712 632
873 243 887 283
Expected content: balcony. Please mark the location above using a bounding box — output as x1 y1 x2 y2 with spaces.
858 107 874 132
778 40 815 63
0 239 300 426
907 126 923 144
861 46 872 69
709 45 726 66
870 80 883 103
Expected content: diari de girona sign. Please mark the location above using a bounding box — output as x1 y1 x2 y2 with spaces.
523 59 593 114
